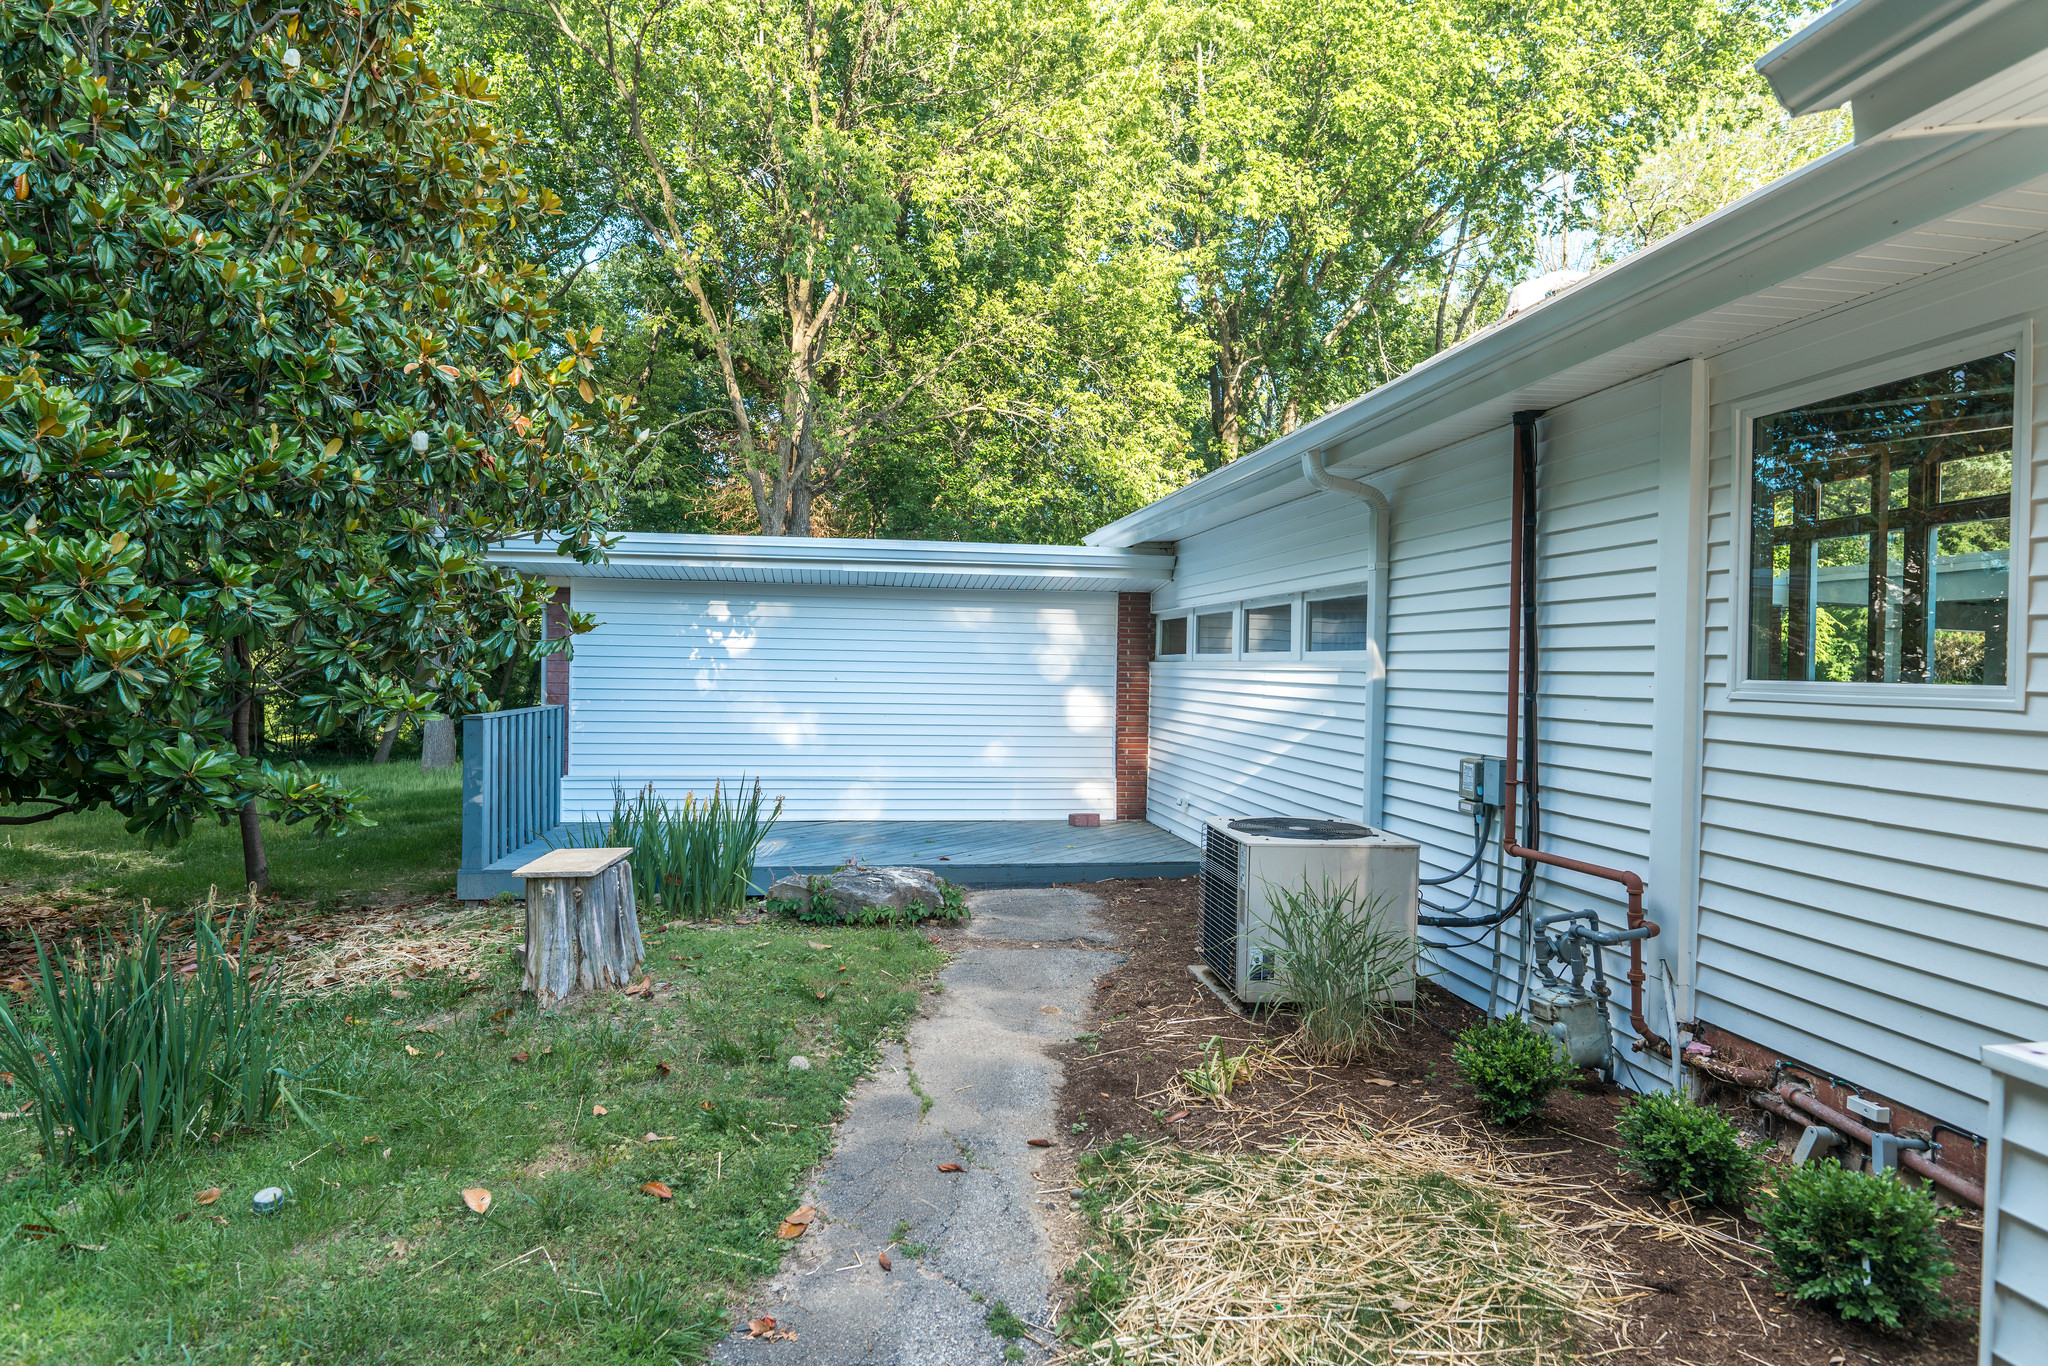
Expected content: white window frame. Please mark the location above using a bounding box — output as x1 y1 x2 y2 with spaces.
1190 604 1240 660
1726 323 2032 713
1239 592 1301 660
1303 583 1375 658
1155 613 1190 658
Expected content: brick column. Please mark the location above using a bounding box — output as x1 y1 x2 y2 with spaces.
543 586 571 774
542 586 571 707
1115 592 1153 821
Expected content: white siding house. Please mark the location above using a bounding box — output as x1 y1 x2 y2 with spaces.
495 0 2048 1202
486 536 1171 823
1081 0 2048 1154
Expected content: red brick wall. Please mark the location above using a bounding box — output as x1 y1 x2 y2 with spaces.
1115 593 1153 821
543 585 571 708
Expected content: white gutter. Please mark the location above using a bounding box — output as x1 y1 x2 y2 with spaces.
489 531 1175 590
1302 449 1391 830
1754 0 2048 139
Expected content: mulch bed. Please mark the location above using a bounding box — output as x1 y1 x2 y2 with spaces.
1051 878 1981 1366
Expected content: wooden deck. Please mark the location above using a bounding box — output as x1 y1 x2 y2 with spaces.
462 819 1200 899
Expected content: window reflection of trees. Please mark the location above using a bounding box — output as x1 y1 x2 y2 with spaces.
1747 353 2015 686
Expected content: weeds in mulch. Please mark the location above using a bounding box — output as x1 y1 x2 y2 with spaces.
1063 1119 1628 1365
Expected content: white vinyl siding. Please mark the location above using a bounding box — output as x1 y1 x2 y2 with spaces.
1371 376 1671 1082
1147 491 1377 842
1695 243 2048 1131
564 582 1118 822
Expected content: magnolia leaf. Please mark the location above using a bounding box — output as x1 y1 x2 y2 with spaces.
461 1188 492 1215
194 1187 222 1205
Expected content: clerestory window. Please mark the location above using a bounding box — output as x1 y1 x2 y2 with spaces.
1747 351 2016 687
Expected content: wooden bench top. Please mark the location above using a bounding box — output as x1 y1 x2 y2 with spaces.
512 847 636 880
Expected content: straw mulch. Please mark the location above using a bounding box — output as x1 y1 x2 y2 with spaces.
1070 1118 1632 1366
274 903 519 996
0 893 519 999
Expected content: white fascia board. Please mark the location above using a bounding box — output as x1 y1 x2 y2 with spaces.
1087 125 2048 549
1756 0 2048 139
487 530 1174 590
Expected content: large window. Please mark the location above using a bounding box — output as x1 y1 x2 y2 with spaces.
1747 352 2016 687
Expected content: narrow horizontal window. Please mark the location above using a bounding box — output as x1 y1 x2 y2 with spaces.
1747 350 2015 687
1195 612 1233 654
1244 603 1291 652
1307 595 1370 651
1157 616 1187 655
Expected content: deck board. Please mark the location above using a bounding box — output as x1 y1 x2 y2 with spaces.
460 819 1200 899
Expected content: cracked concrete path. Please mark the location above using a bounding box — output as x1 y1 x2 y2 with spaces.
713 887 1119 1366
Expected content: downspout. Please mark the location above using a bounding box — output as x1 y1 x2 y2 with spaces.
1301 448 1390 829
1502 411 1669 1058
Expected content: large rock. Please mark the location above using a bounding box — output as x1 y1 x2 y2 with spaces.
766 865 945 916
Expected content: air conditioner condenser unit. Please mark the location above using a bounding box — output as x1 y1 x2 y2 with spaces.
1200 817 1421 1006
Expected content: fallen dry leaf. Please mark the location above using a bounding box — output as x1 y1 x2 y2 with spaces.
878 1249 892 1271
624 977 653 998
403 1045 421 1056
461 1188 492 1215
591 1104 607 1116
643 1131 672 1143
1026 1138 1052 1148
389 987 410 999
18 1223 60 1240
194 1187 222 1205
746 1316 781 1340
510 1051 529 1064
807 941 829 950
700 1100 712 1111
1363 1078 1397 1087
1163 1109 1190 1124
937 1163 964 1173
640 1181 674 1202
775 1204 817 1238
654 1061 671 1077
207 1214 228 1226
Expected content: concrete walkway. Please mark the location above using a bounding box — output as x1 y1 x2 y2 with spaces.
714 888 1119 1366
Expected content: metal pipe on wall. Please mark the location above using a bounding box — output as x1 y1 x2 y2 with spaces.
1301 448 1391 829
1502 410 1668 1057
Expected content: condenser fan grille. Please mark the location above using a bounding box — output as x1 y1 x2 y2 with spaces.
1200 826 1239 980
1227 817 1374 841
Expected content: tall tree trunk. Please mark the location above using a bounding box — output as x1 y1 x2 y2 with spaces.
371 718 400 764
230 637 270 890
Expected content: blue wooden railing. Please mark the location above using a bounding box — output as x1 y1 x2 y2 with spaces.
459 705 565 898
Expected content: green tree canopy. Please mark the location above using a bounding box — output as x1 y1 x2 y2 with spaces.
1161 0 1819 464
437 0 1200 538
0 0 629 883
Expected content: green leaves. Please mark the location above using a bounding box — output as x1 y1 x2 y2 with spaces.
0 0 627 864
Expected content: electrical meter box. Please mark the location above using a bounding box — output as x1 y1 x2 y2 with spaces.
1458 756 1505 809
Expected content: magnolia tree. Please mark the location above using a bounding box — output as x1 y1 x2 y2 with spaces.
0 0 632 885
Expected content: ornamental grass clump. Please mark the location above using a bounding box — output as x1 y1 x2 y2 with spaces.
578 780 780 918
1262 875 1416 1065
1453 1013 1578 1126
1616 1090 1767 1208
1757 1160 1956 1331
0 911 285 1167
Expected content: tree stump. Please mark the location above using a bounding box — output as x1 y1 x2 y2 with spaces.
513 848 644 1009
419 716 456 770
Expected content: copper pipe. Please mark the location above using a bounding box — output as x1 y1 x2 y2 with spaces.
1502 412 1667 1056
1777 1085 1983 1208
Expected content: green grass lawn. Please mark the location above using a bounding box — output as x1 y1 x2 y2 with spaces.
0 766 945 1362
0 761 464 909
0 921 941 1363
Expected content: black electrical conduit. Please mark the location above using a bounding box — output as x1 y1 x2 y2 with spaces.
1418 410 1544 932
